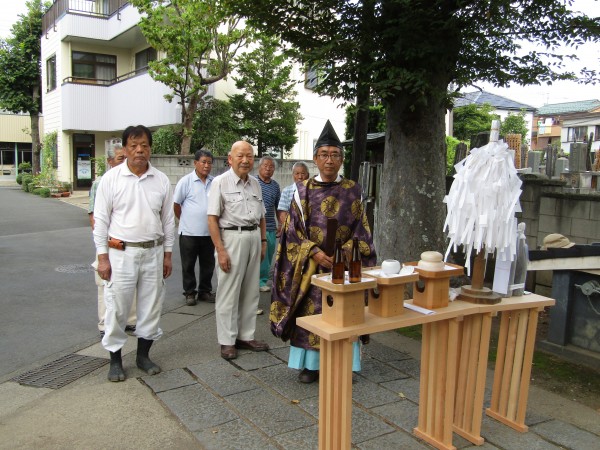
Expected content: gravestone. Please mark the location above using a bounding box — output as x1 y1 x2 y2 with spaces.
569 143 588 172
527 151 542 173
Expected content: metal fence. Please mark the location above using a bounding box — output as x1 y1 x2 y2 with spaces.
42 0 129 34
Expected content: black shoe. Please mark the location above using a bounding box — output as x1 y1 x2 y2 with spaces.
185 293 197 306
100 330 105 339
125 325 136 335
298 369 319 384
198 292 216 303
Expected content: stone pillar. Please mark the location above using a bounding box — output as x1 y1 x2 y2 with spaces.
569 143 588 172
527 151 542 173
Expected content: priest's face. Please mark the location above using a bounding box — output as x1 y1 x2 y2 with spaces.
313 145 343 182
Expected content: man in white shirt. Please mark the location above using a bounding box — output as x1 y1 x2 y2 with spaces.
89 143 137 336
173 149 215 306
93 125 175 382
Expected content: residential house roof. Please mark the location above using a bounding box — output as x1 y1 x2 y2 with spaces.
453 91 535 111
536 99 600 116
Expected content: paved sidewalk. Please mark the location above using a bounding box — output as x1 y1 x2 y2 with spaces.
1 289 599 450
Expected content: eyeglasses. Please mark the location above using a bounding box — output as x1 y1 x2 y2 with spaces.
316 153 342 161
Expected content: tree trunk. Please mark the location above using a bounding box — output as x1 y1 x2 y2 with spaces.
375 95 447 264
30 112 41 174
350 82 369 182
180 92 202 155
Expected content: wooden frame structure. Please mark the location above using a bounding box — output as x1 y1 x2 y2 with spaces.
297 279 554 450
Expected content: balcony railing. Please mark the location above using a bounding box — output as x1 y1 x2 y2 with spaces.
42 0 130 34
62 66 149 87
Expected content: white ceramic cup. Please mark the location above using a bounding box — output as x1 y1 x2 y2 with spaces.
381 259 401 275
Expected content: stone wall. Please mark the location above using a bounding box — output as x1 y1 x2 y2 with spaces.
518 177 600 250
150 154 317 189
518 177 600 296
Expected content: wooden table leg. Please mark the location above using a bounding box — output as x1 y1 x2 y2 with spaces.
319 337 354 450
486 308 540 432
414 319 459 450
453 313 492 445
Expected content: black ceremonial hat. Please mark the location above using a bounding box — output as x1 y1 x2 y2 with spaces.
314 120 343 153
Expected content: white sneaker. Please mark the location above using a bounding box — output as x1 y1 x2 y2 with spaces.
256 309 264 315
259 285 271 292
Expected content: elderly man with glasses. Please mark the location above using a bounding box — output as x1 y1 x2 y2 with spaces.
270 120 377 383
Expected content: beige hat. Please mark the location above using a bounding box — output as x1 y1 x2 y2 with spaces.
541 233 575 250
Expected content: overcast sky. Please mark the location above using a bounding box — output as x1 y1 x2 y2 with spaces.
0 0 598 108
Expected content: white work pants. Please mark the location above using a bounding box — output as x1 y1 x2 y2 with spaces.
94 255 136 330
102 245 165 352
215 229 261 345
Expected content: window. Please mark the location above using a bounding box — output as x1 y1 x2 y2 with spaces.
304 65 329 90
567 126 588 143
72 51 116 82
595 125 600 141
46 55 56 92
135 47 157 71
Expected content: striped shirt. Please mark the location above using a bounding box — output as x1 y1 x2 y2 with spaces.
255 176 281 231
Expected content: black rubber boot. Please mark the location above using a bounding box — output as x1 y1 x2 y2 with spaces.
108 350 126 382
136 338 161 375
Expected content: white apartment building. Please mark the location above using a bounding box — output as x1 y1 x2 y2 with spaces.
41 0 345 189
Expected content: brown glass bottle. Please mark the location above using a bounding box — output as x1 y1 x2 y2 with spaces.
349 238 361 283
331 238 345 284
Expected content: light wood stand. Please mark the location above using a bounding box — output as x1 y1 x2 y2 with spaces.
363 268 419 317
297 289 555 450
485 307 541 431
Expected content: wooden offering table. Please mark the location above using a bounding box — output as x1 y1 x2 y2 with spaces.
297 284 554 450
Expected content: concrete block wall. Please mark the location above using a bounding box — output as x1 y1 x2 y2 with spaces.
150 155 317 190
518 178 600 249
518 177 600 296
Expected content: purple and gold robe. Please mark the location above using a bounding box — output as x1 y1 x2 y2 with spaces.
270 176 377 350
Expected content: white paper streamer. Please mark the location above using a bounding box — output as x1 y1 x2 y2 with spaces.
443 123 522 275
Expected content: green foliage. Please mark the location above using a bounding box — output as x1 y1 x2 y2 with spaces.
16 173 23 185
445 136 461 176
32 187 43 195
453 103 499 141
228 35 302 157
18 162 32 173
0 0 45 173
152 125 183 155
39 131 58 187
343 102 387 175
344 103 386 136
500 109 529 144
90 157 107 177
130 0 253 154
39 187 50 197
192 99 239 156
21 174 33 191
0 0 44 115
236 1 599 105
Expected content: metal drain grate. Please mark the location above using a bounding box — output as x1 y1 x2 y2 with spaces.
12 354 108 389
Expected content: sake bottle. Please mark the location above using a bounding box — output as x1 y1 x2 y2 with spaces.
349 238 362 283
332 238 345 284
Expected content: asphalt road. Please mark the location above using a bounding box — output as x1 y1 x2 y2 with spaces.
0 186 186 382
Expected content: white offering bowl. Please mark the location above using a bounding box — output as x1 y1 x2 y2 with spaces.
381 259 401 275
